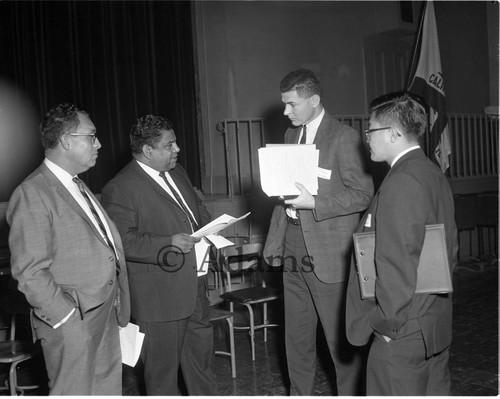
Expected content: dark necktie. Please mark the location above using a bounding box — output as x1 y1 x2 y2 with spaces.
299 124 307 144
73 177 117 258
159 171 199 230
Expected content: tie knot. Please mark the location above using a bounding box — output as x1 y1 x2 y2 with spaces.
73 176 83 188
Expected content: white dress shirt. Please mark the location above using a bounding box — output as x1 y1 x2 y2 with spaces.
135 160 199 232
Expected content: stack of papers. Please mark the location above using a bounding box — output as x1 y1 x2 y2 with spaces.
258 144 319 196
191 212 251 276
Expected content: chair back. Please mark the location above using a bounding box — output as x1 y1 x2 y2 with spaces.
222 243 263 273
218 242 266 295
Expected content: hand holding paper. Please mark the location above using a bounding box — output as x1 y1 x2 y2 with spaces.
284 182 316 209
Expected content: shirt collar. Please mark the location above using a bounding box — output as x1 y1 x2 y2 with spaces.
135 159 165 180
391 145 420 167
44 158 76 187
305 107 325 133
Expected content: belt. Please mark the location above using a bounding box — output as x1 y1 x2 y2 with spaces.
286 215 301 225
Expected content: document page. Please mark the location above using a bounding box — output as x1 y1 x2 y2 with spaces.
258 144 319 196
191 212 251 238
120 323 145 367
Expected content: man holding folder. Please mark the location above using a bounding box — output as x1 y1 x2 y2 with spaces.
345 92 458 395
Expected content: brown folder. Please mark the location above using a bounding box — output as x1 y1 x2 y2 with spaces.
353 224 453 299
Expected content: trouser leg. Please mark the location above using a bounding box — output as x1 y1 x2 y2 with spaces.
283 223 318 396
138 317 188 395
180 276 217 395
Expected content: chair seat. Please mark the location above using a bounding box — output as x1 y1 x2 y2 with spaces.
0 340 39 363
220 287 281 304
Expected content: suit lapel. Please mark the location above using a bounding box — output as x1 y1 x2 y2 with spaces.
130 161 179 208
168 168 200 221
41 164 110 249
313 112 331 145
130 161 199 220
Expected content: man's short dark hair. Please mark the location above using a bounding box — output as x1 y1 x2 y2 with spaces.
370 92 427 140
40 103 86 149
130 115 174 154
280 69 322 98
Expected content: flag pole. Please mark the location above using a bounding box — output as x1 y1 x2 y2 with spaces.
406 1 428 91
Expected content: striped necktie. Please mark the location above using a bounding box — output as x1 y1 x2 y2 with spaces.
159 171 199 231
73 177 117 257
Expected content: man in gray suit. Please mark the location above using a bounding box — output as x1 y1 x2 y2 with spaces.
264 69 373 395
101 115 216 395
7 103 130 395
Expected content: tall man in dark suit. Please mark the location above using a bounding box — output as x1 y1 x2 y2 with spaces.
346 93 458 395
7 103 130 395
101 115 216 395
264 69 374 395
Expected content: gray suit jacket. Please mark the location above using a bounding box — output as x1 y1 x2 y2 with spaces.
7 162 130 327
264 111 374 283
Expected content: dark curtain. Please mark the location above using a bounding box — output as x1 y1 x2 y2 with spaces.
0 0 200 193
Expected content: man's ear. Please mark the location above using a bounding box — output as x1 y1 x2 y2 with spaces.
60 135 71 150
391 127 402 142
142 144 153 159
311 94 321 108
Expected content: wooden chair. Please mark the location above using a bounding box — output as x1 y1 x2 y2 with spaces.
218 239 281 361
0 313 41 395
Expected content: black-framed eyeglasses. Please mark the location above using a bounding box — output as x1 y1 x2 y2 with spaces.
364 127 391 142
67 134 98 144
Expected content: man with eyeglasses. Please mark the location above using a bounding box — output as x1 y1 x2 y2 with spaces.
346 92 458 395
7 103 130 394
264 69 374 395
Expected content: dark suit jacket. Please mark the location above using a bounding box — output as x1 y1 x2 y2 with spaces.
346 148 458 357
101 160 211 322
7 162 130 327
264 111 374 283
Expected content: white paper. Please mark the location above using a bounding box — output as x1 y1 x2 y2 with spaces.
191 212 251 238
317 167 332 180
195 238 211 276
120 323 145 367
205 234 235 249
258 145 319 196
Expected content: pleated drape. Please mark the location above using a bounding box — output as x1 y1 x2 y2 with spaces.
0 1 200 194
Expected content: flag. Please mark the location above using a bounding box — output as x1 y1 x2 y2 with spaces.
407 1 451 173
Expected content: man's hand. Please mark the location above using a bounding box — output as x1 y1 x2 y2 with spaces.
171 233 201 253
284 182 315 210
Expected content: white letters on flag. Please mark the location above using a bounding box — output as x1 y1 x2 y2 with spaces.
408 1 451 172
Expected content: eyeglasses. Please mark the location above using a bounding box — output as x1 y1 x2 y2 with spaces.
67 134 98 144
364 127 391 142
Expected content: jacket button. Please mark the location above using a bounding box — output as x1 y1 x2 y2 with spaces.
109 256 115 262
109 280 114 285
392 328 398 333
